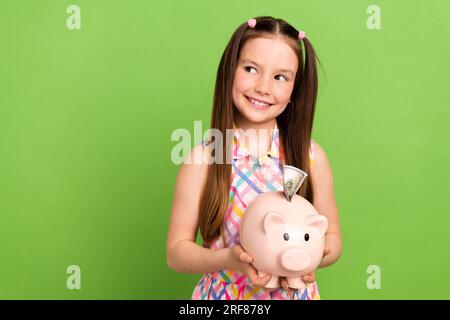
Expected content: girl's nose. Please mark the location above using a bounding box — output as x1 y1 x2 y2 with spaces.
254 76 271 96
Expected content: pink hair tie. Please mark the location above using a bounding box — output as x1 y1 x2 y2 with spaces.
247 18 257 28
298 30 306 40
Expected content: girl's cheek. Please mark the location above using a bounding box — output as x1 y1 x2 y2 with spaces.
239 78 255 90
277 83 294 101
234 70 254 89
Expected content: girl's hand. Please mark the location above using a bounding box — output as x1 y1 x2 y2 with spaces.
280 245 331 294
229 245 272 288
320 233 340 267
320 245 331 266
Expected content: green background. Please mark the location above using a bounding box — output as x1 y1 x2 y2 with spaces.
1 0 449 299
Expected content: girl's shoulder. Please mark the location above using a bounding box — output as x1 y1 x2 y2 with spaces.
174 144 209 201
309 141 333 182
183 139 213 166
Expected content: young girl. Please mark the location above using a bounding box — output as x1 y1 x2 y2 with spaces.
166 16 342 300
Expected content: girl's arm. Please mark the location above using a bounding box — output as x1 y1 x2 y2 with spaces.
166 145 229 274
310 142 343 268
166 145 271 290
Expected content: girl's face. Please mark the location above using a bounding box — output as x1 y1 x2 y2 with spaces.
232 36 298 126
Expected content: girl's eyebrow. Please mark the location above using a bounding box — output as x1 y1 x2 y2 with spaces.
240 59 295 76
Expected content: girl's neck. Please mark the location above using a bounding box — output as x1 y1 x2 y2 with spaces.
233 114 276 132
233 115 277 158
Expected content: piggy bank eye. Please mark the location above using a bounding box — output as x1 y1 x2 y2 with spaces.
283 233 290 241
304 234 310 241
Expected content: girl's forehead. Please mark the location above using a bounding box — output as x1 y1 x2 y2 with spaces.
242 36 291 52
239 37 298 70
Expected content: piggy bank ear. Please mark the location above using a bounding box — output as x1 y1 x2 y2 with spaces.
263 212 285 234
305 214 328 236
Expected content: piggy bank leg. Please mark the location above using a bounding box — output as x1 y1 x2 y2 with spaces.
258 271 279 289
286 277 306 290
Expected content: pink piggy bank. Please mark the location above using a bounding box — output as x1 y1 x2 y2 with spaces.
240 191 328 289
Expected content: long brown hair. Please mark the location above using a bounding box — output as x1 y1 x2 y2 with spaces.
198 16 321 247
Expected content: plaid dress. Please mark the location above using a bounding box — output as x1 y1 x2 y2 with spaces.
191 123 319 300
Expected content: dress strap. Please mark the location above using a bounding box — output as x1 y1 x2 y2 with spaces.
309 139 315 168
278 140 315 167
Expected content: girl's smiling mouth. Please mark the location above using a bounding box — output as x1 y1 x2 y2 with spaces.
245 95 274 109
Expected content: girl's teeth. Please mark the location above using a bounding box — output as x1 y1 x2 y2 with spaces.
249 98 269 107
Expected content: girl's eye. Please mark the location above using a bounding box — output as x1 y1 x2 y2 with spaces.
304 234 310 242
245 66 288 82
275 74 288 82
283 233 290 241
245 66 257 73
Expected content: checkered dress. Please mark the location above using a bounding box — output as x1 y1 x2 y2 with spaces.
191 123 319 300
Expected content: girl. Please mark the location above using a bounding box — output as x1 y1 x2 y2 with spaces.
167 16 342 300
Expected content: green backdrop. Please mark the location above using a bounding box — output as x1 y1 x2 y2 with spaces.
1 0 449 299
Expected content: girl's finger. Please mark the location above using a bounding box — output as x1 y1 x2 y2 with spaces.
245 265 258 280
231 245 243 257
233 244 252 263
239 252 253 263
247 273 260 286
245 265 268 287
253 277 270 287
257 274 272 286
302 273 315 283
253 271 271 287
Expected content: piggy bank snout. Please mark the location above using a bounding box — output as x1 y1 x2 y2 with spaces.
281 250 311 272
